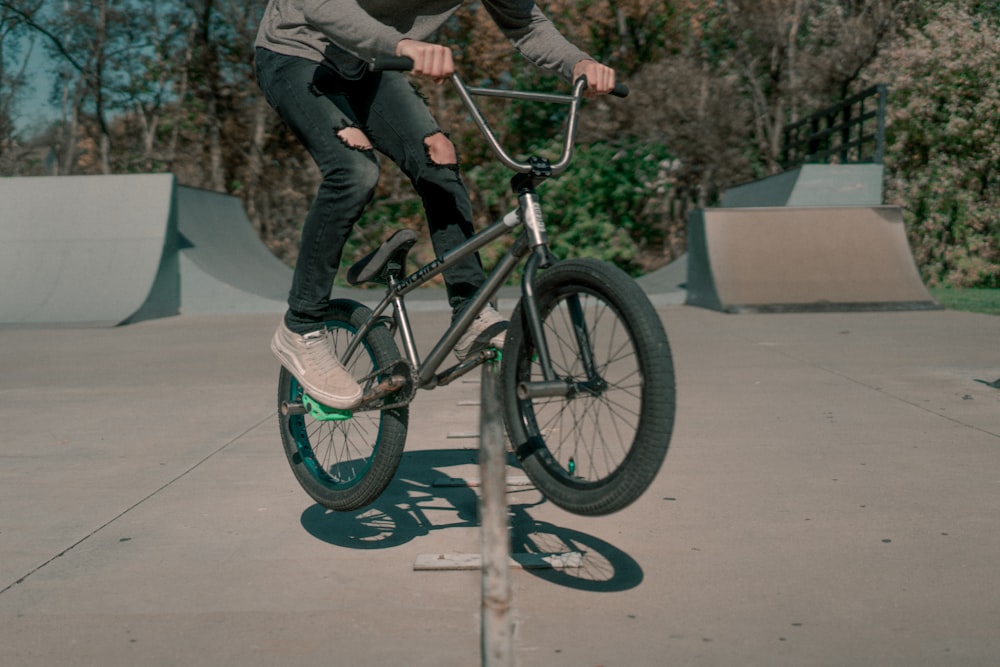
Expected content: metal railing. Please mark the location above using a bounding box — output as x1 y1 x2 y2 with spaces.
781 84 887 169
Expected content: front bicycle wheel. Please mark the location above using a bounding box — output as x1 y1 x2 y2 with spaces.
503 259 675 516
277 299 409 511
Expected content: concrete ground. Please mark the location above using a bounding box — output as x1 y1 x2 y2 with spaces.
1 298 999 666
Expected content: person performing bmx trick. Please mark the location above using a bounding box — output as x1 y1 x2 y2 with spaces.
255 0 617 410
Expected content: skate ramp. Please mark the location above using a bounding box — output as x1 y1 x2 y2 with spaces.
636 253 688 306
175 186 290 314
0 174 180 326
720 164 885 208
686 206 939 313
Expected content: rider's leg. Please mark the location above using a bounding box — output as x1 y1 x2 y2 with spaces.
361 73 488 312
255 49 374 407
362 74 507 359
256 49 380 331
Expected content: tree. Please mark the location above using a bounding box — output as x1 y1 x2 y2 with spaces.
866 2 1000 287
0 1 51 173
0 2 38 170
1 0 158 174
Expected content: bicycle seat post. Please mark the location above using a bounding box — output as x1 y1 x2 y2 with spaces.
387 274 421 371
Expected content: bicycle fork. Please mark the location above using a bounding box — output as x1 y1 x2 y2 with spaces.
514 186 603 401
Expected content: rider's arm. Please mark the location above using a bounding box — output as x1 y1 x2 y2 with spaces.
300 1 407 61
481 0 590 79
393 39 455 81
572 59 616 95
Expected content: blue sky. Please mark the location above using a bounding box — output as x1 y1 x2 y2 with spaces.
13 40 58 133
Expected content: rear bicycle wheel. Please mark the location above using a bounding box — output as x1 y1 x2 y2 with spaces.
503 259 675 516
277 299 409 511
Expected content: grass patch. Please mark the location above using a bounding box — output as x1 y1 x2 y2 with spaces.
929 287 1000 315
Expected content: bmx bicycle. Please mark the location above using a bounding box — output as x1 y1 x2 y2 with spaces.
277 60 676 517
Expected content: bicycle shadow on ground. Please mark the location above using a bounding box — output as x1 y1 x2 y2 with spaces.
299 448 644 592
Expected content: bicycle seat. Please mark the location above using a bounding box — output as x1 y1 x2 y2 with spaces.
347 229 419 285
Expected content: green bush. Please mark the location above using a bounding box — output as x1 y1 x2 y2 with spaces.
467 139 675 276
876 6 1000 288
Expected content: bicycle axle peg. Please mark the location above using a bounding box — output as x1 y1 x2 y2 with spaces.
517 380 571 400
280 400 308 416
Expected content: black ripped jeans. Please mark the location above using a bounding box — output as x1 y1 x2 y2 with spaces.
255 48 486 331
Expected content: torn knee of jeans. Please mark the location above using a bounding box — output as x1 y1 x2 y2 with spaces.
424 131 459 168
337 126 374 151
409 85 430 107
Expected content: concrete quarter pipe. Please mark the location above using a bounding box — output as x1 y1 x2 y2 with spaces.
0 174 180 326
0 176 291 326
175 185 290 315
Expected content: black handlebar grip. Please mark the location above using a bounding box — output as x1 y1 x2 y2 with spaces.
577 75 630 98
369 56 415 72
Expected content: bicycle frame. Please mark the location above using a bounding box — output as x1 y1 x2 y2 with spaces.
341 73 600 401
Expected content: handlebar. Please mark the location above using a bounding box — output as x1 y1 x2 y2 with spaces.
371 56 629 98
370 56 417 72
369 56 628 177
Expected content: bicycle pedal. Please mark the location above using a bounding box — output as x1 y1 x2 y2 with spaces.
302 394 353 422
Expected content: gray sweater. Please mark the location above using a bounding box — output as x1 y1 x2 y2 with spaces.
255 0 590 80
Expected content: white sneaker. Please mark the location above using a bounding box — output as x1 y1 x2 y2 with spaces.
453 305 508 361
271 322 363 409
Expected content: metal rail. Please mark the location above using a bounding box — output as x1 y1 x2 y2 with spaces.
781 84 888 168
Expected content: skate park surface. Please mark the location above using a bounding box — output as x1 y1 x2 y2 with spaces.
2 289 1000 666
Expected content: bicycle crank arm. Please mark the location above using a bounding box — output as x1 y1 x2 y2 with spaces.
427 348 499 390
357 374 410 407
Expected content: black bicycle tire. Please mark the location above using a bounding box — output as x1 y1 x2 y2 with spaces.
277 299 409 511
502 259 675 515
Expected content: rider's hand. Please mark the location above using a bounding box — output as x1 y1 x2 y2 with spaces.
573 59 616 96
395 39 454 83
